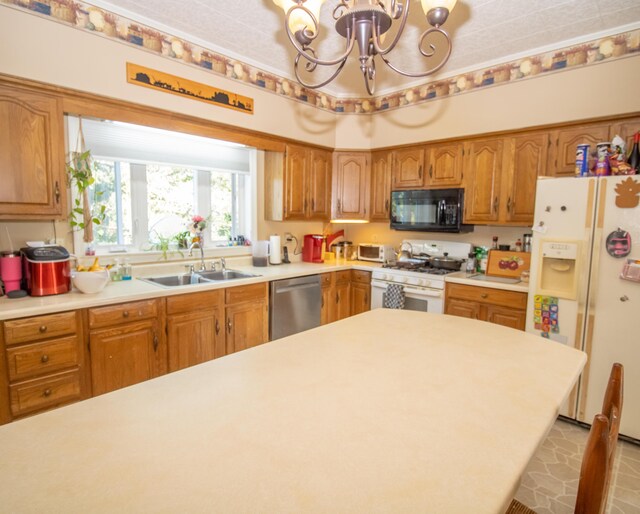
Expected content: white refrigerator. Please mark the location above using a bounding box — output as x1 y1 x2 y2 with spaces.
526 175 640 440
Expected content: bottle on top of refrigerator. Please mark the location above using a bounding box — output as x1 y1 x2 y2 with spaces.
515 239 523 252
629 132 640 174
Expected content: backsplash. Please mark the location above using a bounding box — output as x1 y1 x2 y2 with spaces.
0 221 70 254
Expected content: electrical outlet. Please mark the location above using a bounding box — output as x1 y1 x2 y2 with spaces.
284 232 294 243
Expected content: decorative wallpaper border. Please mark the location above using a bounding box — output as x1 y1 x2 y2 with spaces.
2 0 639 115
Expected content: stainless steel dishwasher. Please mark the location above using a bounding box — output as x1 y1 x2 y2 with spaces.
269 274 321 340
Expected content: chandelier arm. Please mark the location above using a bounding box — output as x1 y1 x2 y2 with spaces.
378 27 452 78
363 58 376 95
370 1 410 56
284 6 356 67
293 56 349 90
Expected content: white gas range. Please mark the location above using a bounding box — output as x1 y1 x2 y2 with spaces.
371 240 472 314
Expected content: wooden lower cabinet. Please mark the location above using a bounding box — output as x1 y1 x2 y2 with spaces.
225 283 269 352
1 310 88 423
321 270 371 324
350 270 371 316
321 281 333 326
445 283 527 331
90 318 167 396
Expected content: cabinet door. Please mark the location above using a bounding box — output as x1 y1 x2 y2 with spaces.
226 301 268 353
333 282 351 322
445 297 480 320
610 117 640 152
486 305 526 331
167 307 224 372
426 143 463 187
307 149 332 220
321 286 332 325
350 283 370 316
392 148 425 189
0 85 65 219
90 320 166 396
503 133 549 224
333 152 370 220
463 139 504 224
283 144 308 220
549 123 609 177
370 151 392 221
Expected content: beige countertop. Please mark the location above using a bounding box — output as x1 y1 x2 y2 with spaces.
445 271 530 293
0 260 530 320
0 309 586 513
0 259 381 320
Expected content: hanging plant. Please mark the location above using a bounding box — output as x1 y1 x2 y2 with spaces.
66 118 106 243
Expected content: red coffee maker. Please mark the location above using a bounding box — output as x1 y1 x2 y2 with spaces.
302 234 324 263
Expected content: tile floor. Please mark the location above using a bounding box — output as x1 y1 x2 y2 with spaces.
515 419 640 514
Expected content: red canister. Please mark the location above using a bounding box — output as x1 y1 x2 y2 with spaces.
21 246 72 296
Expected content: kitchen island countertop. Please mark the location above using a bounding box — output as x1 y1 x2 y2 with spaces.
0 309 585 514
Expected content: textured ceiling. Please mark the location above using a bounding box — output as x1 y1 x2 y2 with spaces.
93 0 640 96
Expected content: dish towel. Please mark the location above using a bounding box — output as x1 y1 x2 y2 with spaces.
383 283 405 309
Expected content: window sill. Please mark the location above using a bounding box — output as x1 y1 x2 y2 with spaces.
84 245 252 266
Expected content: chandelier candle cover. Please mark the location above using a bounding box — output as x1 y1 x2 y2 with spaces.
273 0 457 94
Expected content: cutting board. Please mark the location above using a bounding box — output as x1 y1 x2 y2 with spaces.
486 250 531 278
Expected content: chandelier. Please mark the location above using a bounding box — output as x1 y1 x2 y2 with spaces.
273 0 457 95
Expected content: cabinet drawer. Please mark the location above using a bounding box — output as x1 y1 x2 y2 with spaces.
4 311 77 346
351 270 371 284
446 283 527 309
166 289 224 315
89 300 158 329
10 369 82 417
335 270 351 285
6 336 79 381
225 283 267 305
320 273 333 288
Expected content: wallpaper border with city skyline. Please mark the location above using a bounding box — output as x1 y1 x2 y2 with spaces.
2 0 639 115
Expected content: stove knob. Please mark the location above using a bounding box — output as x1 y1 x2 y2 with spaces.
408 277 420 286
400 276 408 283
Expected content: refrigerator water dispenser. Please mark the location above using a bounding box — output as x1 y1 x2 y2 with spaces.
537 241 581 300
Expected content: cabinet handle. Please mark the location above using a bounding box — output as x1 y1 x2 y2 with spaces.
336 293 340 304
507 197 512 213
321 296 324 308
43 388 52 397
215 318 220 335
54 181 60 204
304 198 308 212
337 199 341 213
41 354 50 364
481 293 488 299
429 164 433 178
123 311 130 318
418 165 423 179
493 197 498 213
385 199 389 212
227 318 232 334
153 333 159 352
39 325 47 333
311 198 315 211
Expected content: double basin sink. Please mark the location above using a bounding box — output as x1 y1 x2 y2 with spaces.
140 270 260 288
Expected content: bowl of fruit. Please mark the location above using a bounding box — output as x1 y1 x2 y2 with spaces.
72 258 110 294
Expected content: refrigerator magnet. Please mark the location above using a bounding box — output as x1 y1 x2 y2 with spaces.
606 229 631 258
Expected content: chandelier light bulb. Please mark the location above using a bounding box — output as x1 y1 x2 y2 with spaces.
420 0 458 16
273 0 325 35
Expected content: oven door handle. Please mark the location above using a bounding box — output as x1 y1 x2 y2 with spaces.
371 280 443 298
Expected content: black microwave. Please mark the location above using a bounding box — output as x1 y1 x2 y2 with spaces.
390 188 473 233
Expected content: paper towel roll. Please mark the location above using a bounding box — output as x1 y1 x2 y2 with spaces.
269 235 281 264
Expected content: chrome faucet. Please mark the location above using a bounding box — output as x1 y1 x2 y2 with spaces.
188 242 206 272
219 257 226 272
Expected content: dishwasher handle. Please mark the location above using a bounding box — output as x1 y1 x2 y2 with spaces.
273 282 320 294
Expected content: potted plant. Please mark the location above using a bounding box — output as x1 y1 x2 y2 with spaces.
174 231 191 250
148 232 184 261
66 149 106 243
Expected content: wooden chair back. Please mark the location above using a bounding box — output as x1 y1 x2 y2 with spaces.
574 363 624 514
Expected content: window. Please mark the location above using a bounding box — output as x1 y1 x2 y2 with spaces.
67 116 254 253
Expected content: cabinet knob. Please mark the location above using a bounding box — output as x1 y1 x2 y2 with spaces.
507 197 512 213
336 293 340 304
41 354 50 364
153 333 159 352
481 293 488 299
54 181 61 204
429 165 433 178
123 311 130 318
227 319 232 334
43 388 52 397
39 325 47 333
215 318 220 335
620 295 629 302
385 199 389 212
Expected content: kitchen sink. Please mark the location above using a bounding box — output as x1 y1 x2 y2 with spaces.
139 269 260 288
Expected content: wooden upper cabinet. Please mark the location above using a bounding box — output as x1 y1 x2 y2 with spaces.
308 149 332 219
392 147 425 189
0 85 66 219
502 133 549 224
283 144 308 220
332 152 370 221
264 144 331 222
610 117 640 151
370 150 392 221
425 143 464 188
548 123 609 176
463 138 504 223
